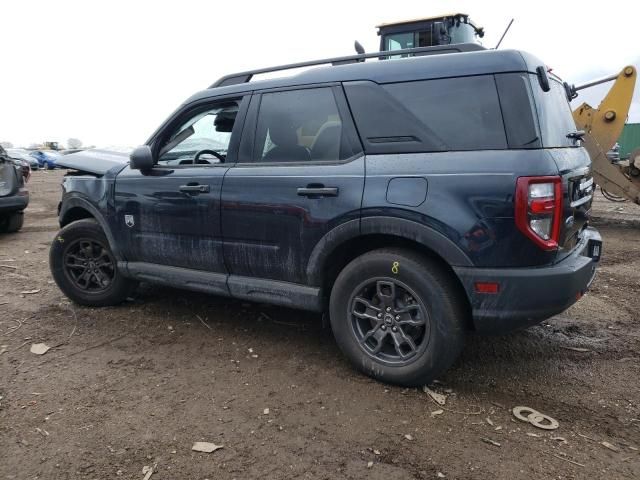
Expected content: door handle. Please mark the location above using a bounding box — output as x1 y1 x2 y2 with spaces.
297 186 339 197
179 184 210 193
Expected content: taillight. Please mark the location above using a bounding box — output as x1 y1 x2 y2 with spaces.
515 176 562 250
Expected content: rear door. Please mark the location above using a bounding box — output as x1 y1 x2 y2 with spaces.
221 85 364 285
114 97 247 273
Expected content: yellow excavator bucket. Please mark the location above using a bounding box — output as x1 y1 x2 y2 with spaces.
572 66 639 204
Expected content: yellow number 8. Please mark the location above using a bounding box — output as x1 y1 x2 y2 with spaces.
391 261 399 274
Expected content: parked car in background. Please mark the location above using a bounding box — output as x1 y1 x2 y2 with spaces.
7 156 31 182
7 148 39 170
0 145 29 233
30 150 62 169
60 149 84 155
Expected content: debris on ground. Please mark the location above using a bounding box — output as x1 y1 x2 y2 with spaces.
512 406 559 430
404 434 414 441
423 386 447 405
431 409 444 417
481 437 501 447
192 442 223 453
561 346 592 353
142 464 156 480
543 450 585 467
600 441 620 452
367 461 373 468
20 289 41 295
30 343 50 355
263 408 270 415
437 473 446 478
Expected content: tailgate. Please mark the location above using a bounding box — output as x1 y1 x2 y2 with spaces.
549 148 594 261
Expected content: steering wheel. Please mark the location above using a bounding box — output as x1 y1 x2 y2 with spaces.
194 149 225 163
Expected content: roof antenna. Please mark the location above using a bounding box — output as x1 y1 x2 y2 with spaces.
494 18 514 49
354 40 365 55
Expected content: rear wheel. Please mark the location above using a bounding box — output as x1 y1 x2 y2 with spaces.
50 219 137 306
0 212 24 233
329 248 466 386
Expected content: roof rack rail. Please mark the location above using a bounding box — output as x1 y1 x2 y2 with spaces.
210 43 485 88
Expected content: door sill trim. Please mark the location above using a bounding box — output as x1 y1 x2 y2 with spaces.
119 262 322 311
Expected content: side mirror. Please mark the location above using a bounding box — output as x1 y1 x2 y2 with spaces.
130 145 155 170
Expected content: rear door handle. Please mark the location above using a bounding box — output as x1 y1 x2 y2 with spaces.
297 186 339 197
179 184 210 193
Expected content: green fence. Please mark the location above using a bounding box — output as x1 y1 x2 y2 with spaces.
619 123 640 158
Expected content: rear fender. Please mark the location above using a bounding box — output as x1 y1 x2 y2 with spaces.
305 217 473 286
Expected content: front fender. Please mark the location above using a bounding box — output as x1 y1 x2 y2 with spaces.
59 195 123 261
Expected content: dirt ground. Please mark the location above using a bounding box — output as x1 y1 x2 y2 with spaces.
1 170 639 480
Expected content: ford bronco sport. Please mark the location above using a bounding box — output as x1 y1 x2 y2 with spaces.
0 144 28 233
50 44 602 386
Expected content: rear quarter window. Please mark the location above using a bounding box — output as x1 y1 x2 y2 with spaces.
383 75 507 150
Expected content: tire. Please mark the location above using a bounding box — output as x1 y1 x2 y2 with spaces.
329 248 467 386
0 211 24 233
45 162 54 170
49 219 137 306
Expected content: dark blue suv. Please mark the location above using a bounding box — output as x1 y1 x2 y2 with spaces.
50 45 601 386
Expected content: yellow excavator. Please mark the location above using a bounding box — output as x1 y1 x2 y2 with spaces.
376 13 639 205
571 68 639 204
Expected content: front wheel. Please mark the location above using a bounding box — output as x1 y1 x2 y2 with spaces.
329 249 467 386
50 219 137 306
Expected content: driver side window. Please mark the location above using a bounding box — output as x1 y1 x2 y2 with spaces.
157 101 240 166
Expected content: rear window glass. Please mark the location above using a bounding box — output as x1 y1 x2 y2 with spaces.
530 76 577 148
495 73 541 149
383 76 507 150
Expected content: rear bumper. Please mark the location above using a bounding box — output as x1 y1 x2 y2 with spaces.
0 192 29 213
454 227 602 333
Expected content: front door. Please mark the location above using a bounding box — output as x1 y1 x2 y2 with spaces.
114 97 247 274
221 86 364 285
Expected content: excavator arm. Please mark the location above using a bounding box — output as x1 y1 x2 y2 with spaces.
572 65 639 204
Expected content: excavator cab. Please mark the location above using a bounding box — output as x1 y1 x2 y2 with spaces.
377 13 484 54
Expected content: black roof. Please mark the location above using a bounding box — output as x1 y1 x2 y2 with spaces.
185 47 545 105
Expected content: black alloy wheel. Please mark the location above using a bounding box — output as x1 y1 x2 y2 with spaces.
349 278 429 365
62 238 116 293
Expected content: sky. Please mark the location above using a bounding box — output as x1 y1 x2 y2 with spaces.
1 0 639 148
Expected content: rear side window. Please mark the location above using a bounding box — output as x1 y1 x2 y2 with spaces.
344 76 508 154
530 76 578 148
383 76 507 150
253 88 357 163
